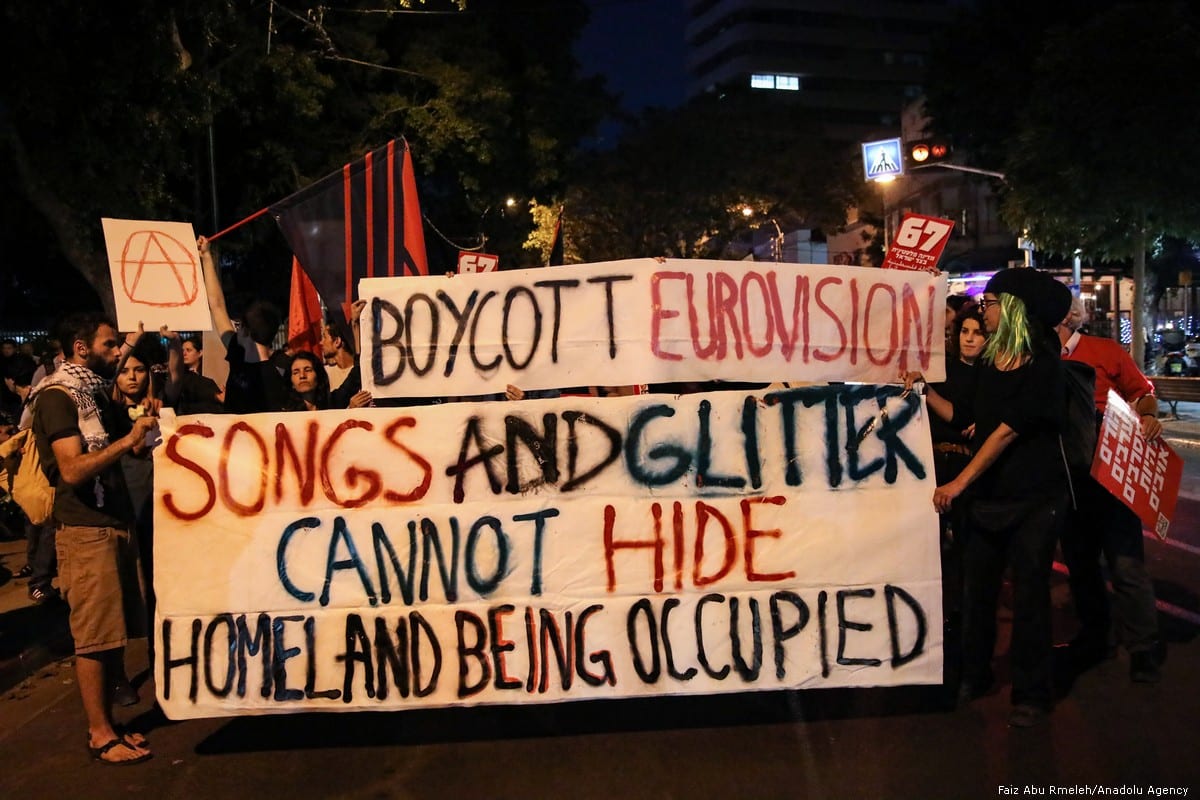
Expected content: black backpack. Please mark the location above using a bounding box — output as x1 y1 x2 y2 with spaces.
1059 359 1099 508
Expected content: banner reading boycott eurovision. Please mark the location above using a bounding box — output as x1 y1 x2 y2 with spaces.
359 259 947 398
154 387 942 719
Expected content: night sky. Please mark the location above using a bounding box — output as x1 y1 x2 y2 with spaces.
576 0 688 113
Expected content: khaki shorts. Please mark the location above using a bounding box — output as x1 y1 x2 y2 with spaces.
56 525 147 655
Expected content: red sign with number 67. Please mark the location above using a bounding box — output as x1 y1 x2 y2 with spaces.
882 213 954 272
458 251 499 274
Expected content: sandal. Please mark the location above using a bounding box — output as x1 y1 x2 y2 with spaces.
115 726 148 747
88 736 152 766
15 564 32 579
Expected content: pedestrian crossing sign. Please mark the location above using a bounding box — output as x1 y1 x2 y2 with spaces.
862 138 903 181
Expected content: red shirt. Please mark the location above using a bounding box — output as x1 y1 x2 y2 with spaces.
1062 332 1153 412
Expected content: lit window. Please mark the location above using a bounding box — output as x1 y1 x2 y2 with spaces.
750 73 800 91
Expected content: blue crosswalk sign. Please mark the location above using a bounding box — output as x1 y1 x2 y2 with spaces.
862 138 903 181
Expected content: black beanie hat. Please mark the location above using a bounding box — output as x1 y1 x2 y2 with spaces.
985 268 1073 329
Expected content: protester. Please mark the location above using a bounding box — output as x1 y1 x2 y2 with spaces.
0 411 25 544
30 311 157 764
4 353 60 601
903 302 988 701
163 332 224 414
322 300 374 409
284 350 332 411
30 339 64 389
927 302 989 501
198 235 289 413
321 317 356 392
912 268 1072 728
1055 296 1167 683
108 330 165 690
180 336 204 373
944 294 973 345
0 338 20 419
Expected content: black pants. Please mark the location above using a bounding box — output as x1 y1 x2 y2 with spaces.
1060 474 1159 653
961 493 1068 709
24 517 57 592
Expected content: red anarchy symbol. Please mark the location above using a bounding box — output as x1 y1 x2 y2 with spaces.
120 231 199 308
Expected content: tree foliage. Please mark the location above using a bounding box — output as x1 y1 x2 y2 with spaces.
0 0 609 321
925 1 1200 362
523 200 576 266
1000 3 1200 258
924 0 1117 171
561 91 864 263
926 0 1200 258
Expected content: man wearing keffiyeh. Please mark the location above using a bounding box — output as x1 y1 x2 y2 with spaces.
30 312 159 766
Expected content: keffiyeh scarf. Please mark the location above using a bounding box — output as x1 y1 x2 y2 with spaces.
26 361 111 452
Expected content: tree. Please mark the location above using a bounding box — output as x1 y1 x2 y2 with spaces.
524 200 575 266
925 1 1200 364
562 91 863 263
0 0 609 318
1000 2 1200 365
924 0 1119 170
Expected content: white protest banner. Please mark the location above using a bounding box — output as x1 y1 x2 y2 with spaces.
100 218 214 331
154 386 942 719
359 259 947 398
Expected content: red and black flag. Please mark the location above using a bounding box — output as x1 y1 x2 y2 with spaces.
270 138 428 320
547 207 565 266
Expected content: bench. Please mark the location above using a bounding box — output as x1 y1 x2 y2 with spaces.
1150 376 1200 419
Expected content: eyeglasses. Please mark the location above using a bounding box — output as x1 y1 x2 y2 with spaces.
978 298 1001 311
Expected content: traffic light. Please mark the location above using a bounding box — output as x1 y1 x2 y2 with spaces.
906 139 952 168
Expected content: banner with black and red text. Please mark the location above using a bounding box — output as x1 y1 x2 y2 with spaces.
359 259 947 398
154 385 943 718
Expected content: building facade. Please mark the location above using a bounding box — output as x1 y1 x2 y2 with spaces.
686 0 958 143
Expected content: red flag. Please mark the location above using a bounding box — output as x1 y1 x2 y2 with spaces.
287 257 323 356
271 139 429 321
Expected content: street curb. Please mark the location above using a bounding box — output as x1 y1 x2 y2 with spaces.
0 618 72 695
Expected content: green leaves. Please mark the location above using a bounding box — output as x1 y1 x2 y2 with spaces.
564 92 862 262
0 0 610 309
928 1 1200 261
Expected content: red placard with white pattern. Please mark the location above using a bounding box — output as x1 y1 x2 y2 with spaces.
1091 390 1183 539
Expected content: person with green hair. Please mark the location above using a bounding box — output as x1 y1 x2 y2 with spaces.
912 267 1072 728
